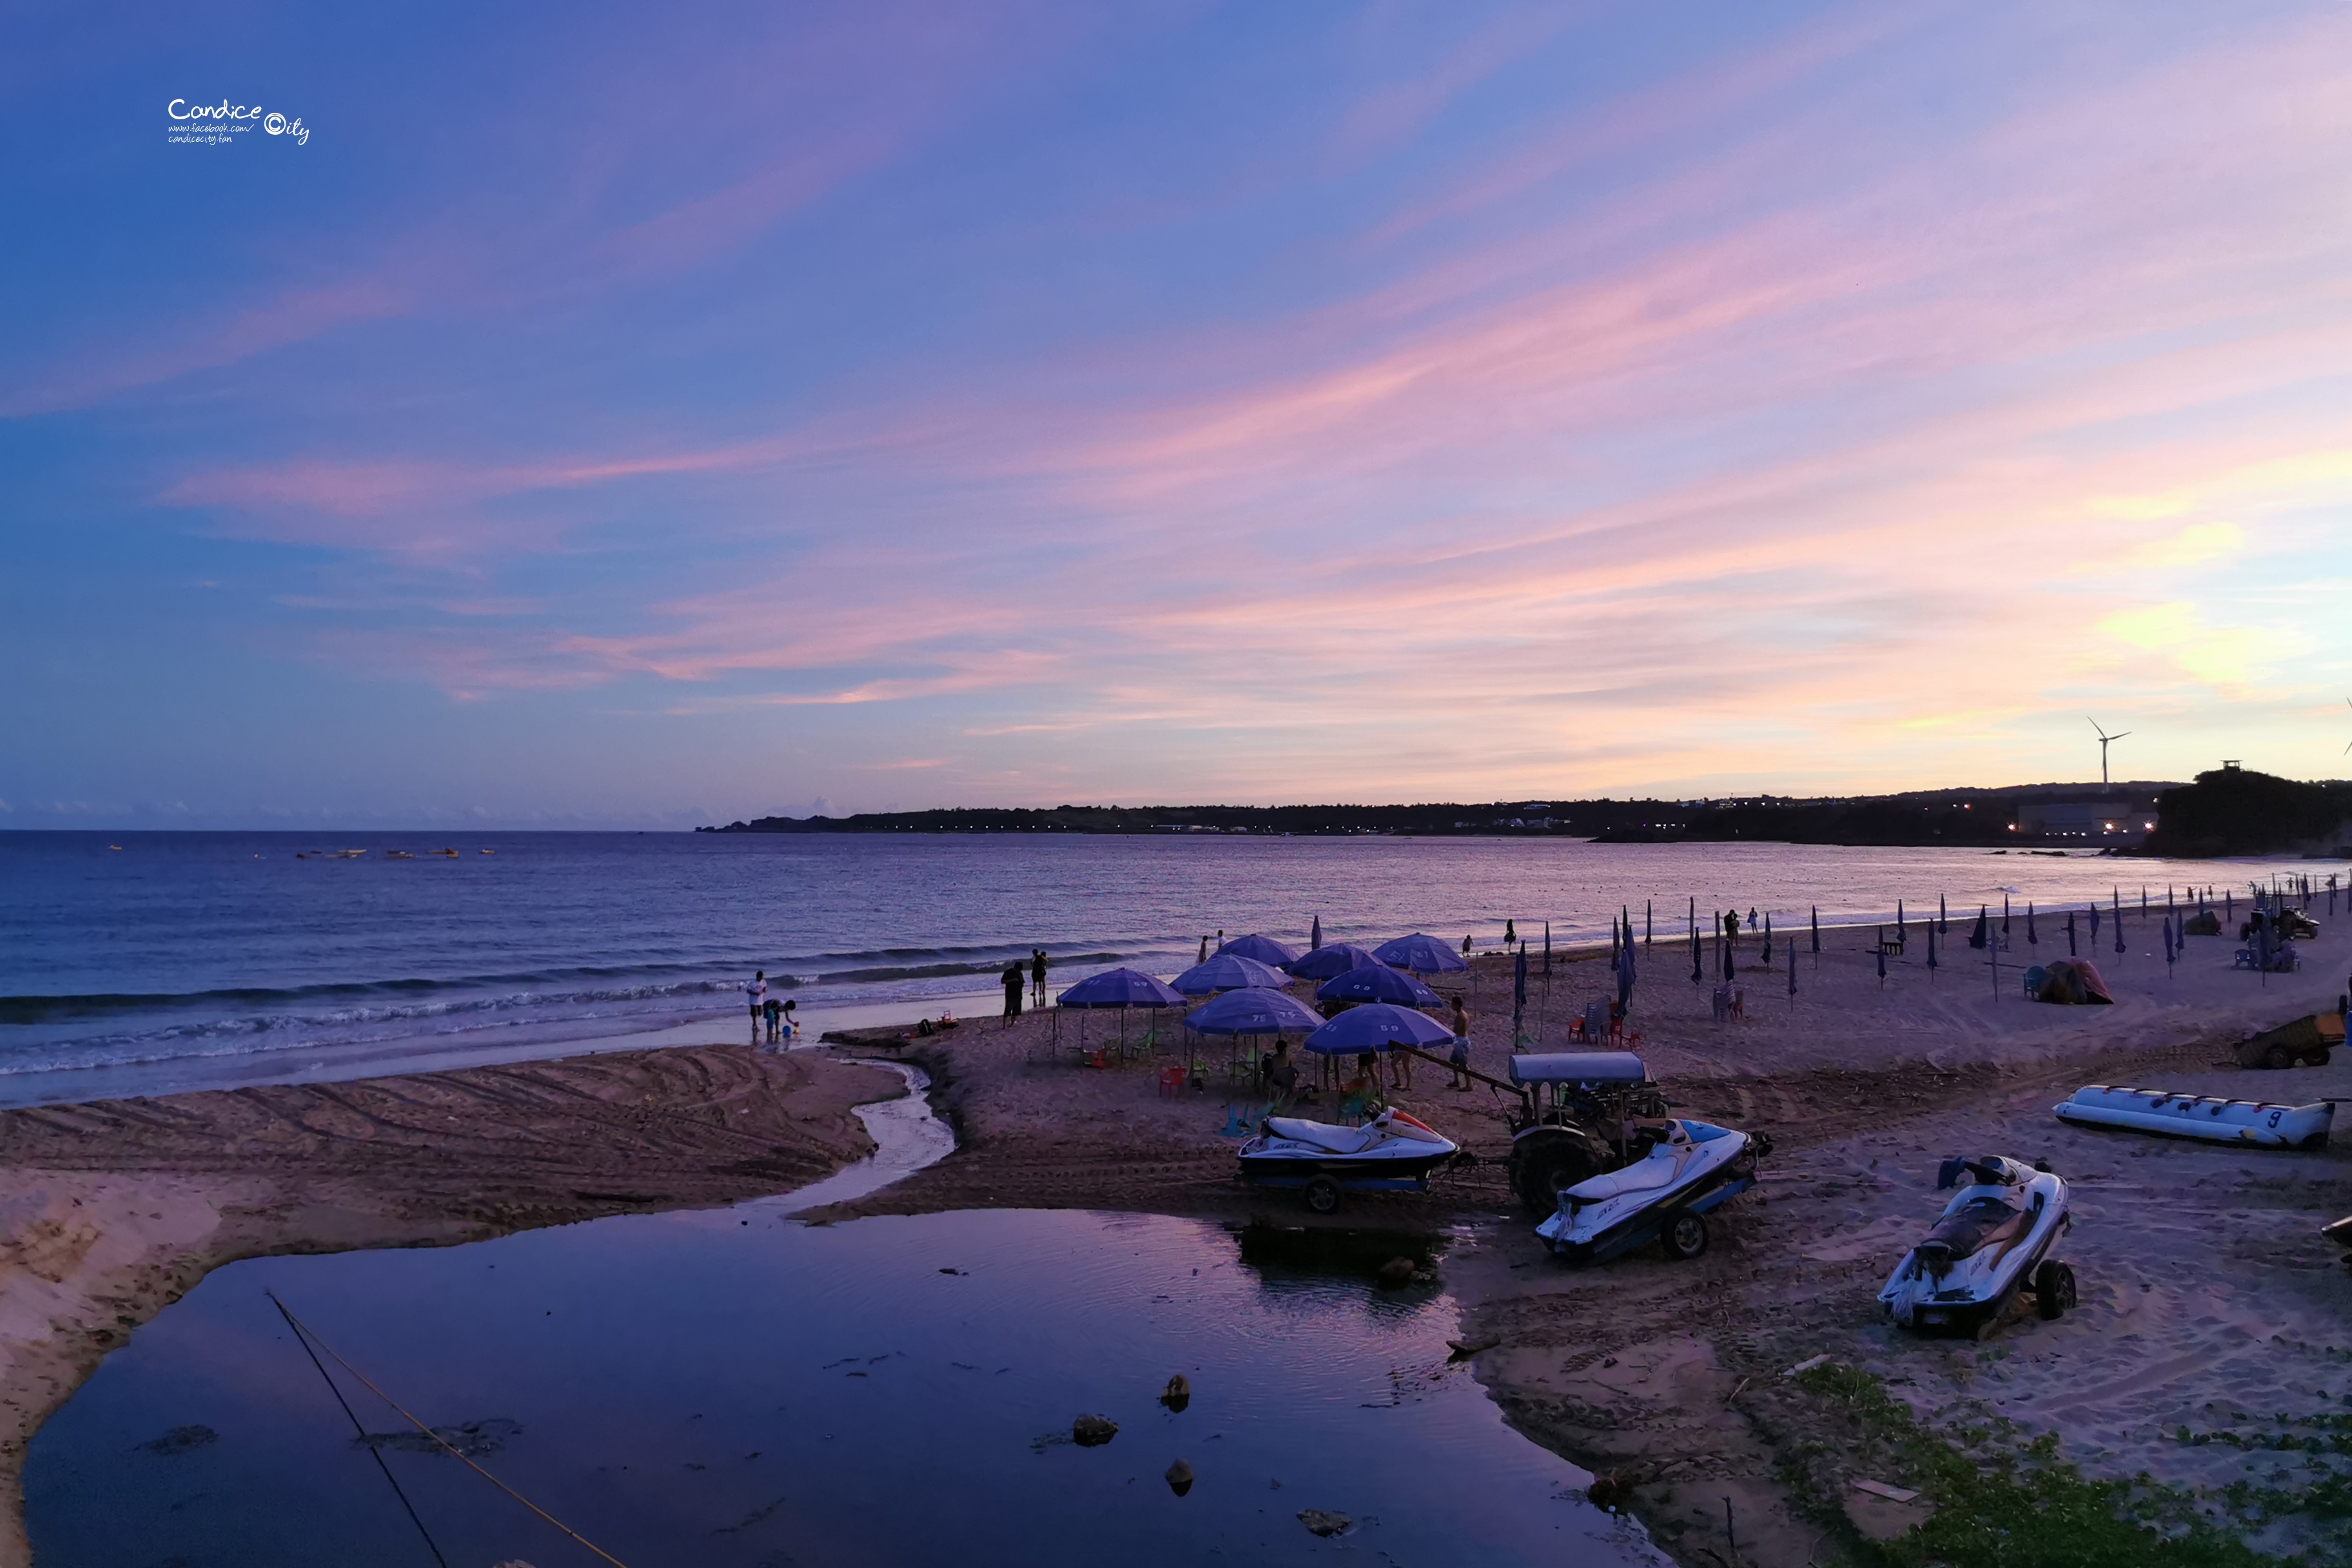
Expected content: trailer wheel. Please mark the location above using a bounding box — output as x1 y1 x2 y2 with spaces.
1304 1177 1342 1215
2034 1260 2077 1319
1661 1211 1709 1262
2264 1044 2295 1070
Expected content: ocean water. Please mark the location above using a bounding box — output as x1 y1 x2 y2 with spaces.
0 830 2327 1104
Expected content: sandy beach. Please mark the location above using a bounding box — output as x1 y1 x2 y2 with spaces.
5 907 2349 1565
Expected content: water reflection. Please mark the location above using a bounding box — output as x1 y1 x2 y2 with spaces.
28 1206 1661 1567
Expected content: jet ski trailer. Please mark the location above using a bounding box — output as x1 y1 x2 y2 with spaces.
1535 1119 1768 1264
1237 1108 1460 1213
1879 1155 2075 1337
2053 1085 2333 1148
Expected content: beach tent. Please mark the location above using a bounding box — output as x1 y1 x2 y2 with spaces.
1171 953 1290 995
1302 1002 1453 1055
1057 968 1187 1009
1286 943 1386 981
2035 959 2115 1005
1316 965 1442 1009
1373 933 1471 974
1182 986 1323 1037
1217 933 1300 968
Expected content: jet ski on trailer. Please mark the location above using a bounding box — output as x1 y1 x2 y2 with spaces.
1535 1118 1767 1263
1238 1109 1458 1214
1879 1155 2075 1337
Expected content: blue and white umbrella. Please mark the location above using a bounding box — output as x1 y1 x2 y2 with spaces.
1183 986 1323 1037
1373 932 1471 974
1171 954 1290 995
1317 965 1442 1009
1286 943 1386 981
1304 1002 1454 1056
1057 968 1187 1009
1217 932 1300 968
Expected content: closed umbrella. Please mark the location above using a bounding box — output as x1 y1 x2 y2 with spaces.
2066 910 2077 956
1302 1002 1453 1055
2026 902 2037 948
2088 902 2101 944
1617 923 1638 1010
2003 894 2011 936
2112 891 2125 956
1788 940 1796 995
1316 966 1442 1009
1970 905 1988 950
1926 921 1937 978
1216 933 1300 968
1172 954 1289 995
1309 915 1322 953
1811 906 1821 956
1761 912 1773 966
1373 933 1471 974
1877 943 1887 987
1286 943 1384 981
1690 901 1702 984
1939 894 1948 934
1513 943 1527 1047
1897 899 1906 946
1721 929 1735 983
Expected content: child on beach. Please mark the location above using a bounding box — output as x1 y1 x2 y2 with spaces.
761 995 783 1044
745 970 767 1041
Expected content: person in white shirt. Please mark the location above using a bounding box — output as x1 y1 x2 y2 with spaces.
745 971 767 1041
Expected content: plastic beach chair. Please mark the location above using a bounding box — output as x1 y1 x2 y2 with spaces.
1157 1066 1186 1098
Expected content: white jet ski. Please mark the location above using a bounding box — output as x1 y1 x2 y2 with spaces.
1534 1119 1767 1264
2053 1086 2332 1149
1238 1108 1459 1213
1879 1155 2074 1337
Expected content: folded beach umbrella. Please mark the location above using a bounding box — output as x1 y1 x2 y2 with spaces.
1304 1001 1454 1055
1514 945 1528 1011
1811 906 1821 954
1171 953 1290 995
1616 928 1636 1008
1056 968 1188 1010
2026 903 2037 946
1215 932 1300 967
1309 915 1322 953
1182 986 1322 1037
1788 941 1797 995
1374 932 1471 974
1317 965 1443 1008
1939 894 1948 934
1286 943 1386 980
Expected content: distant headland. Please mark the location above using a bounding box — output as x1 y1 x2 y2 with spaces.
697 768 2352 858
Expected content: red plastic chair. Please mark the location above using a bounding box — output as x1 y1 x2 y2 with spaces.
1157 1066 1186 1097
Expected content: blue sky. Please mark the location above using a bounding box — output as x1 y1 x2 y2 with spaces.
5 1 2349 827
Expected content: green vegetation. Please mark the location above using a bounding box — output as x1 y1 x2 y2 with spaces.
2148 768 2352 857
1792 1364 2302 1567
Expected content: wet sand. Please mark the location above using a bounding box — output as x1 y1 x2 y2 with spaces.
0 1045 901 1568
8 909 2351 1565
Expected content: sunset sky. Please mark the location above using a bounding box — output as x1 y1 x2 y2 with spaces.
5 1 2350 827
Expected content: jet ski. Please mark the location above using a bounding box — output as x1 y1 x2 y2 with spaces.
1879 1155 2074 1337
1535 1119 1767 1264
1238 1108 1458 1213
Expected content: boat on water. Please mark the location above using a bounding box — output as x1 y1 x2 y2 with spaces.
1237 1108 1459 1213
1534 1119 1765 1264
2053 1085 2333 1148
1880 1155 2074 1337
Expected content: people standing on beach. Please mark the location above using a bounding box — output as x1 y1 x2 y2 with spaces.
781 998 798 1041
1504 919 1517 947
745 970 767 1042
761 995 782 1044
1462 934 1473 955
1723 910 1741 952
1449 994 1473 1090
1001 962 1024 1025
1030 948 1048 1008
1389 1032 1413 1092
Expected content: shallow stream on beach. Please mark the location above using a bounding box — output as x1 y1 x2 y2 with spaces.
23 1070 1660 1567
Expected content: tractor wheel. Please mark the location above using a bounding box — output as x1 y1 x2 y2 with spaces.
1511 1130 1607 1213
2034 1259 2077 1319
1661 1211 1709 1262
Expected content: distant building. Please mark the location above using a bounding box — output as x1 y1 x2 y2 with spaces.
2012 796 2157 845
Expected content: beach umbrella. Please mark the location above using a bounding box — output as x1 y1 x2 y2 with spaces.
2164 917 2175 972
2066 911 2077 956
2003 893 2012 935
1057 968 1188 1009
1309 916 1322 953
1302 1001 1453 1055
1514 943 1528 1010
1617 924 1637 1010
1316 965 1442 1008
1183 986 1322 1039
1926 921 1938 977
1645 900 1652 946
1172 953 1289 995
1373 932 1471 974
2113 891 2125 956
1286 943 1384 981
1969 905 1988 950
1721 930 1735 983
1544 919 1551 975
1761 912 1774 965
1897 900 1906 945
1216 932 1300 968
1609 915 1619 970
1877 943 1887 987
1788 940 1797 995
1939 894 1948 934
2026 902 2037 946
1812 906 1821 955
1690 910 1703 985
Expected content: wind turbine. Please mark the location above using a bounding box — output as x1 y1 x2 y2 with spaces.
2089 718 2130 792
